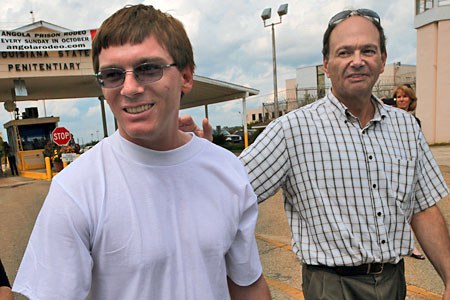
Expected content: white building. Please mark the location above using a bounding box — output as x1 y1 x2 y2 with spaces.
415 0 450 143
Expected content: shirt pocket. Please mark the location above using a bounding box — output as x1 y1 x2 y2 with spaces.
385 157 417 203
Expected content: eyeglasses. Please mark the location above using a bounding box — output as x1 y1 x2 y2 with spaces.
95 63 177 88
328 9 380 27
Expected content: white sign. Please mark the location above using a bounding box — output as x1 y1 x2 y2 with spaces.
61 153 77 163
0 30 96 52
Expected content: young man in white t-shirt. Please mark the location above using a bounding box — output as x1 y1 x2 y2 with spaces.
13 5 270 300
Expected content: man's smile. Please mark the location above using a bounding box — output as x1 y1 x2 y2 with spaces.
124 104 154 114
346 72 368 79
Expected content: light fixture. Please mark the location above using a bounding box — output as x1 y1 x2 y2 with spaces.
261 8 271 21
261 4 289 118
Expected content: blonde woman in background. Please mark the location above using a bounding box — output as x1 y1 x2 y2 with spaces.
393 84 421 127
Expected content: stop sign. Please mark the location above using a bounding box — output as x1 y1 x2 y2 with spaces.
52 127 71 146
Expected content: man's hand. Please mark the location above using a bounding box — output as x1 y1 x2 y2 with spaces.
179 115 213 142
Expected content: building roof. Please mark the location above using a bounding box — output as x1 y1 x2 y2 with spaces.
183 75 258 109
0 73 258 109
13 20 71 32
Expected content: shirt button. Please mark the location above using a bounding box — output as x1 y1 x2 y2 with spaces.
381 240 386 244
377 212 382 216
369 155 373 160
372 184 377 189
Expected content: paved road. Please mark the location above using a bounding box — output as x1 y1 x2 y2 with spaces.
0 145 449 299
0 175 49 300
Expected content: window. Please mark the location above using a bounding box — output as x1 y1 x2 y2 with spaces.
258 113 263 121
19 123 55 150
252 114 256 121
416 0 433 13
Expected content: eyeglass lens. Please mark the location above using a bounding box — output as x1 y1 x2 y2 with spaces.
96 63 176 88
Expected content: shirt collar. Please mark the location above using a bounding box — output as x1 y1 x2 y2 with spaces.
325 91 388 124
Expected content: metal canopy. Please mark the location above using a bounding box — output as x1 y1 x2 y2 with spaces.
182 75 258 109
0 74 258 109
0 75 101 102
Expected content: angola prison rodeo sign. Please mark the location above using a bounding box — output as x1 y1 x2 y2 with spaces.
0 29 95 52
0 29 97 75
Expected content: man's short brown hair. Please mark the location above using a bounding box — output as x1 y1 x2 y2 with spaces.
92 4 195 74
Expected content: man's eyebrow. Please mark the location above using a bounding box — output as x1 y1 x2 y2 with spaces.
334 45 354 52
135 57 167 65
99 63 123 69
361 43 379 48
335 43 379 50
100 57 168 69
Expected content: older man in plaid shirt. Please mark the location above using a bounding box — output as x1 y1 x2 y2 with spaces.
181 8 450 300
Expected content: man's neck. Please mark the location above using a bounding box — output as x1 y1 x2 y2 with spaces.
118 128 192 151
333 91 375 128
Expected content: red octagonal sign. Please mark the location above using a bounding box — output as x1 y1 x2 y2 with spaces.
52 127 71 146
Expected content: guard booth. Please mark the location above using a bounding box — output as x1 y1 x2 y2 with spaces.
3 107 59 171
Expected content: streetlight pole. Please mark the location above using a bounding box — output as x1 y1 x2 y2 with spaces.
270 23 279 119
261 4 288 119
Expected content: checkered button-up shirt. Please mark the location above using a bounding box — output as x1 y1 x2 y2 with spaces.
240 92 449 267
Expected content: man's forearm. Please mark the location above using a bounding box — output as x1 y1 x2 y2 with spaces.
227 275 271 300
0 286 14 300
411 205 450 286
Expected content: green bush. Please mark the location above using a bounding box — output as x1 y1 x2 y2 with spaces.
213 133 227 145
221 143 244 153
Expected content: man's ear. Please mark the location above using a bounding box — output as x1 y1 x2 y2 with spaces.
323 56 330 78
380 51 387 74
181 66 194 95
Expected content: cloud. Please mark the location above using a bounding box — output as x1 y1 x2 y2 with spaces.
85 101 101 118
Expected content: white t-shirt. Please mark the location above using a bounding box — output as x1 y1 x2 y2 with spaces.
13 132 262 300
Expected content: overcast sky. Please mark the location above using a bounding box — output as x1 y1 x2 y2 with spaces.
1 0 417 145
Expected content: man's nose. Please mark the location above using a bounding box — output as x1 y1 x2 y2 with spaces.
351 52 364 66
121 72 144 96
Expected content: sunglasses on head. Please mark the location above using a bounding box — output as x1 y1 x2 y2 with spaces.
328 9 380 27
95 62 177 88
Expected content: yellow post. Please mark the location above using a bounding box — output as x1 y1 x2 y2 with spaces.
63 161 68 168
242 92 249 148
45 157 52 180
244 132 249 148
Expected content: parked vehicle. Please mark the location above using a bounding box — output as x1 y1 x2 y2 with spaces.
225 134 242 143
79 145 93 154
